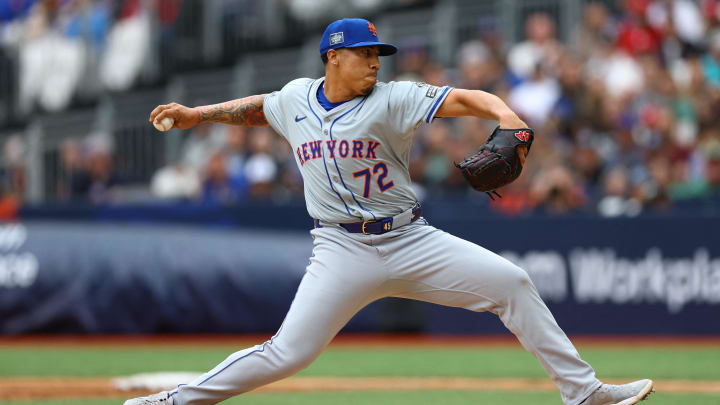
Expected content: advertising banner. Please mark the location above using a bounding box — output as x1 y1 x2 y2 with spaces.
1 213 717 334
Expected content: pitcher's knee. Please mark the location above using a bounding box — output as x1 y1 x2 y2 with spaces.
500 263 533 292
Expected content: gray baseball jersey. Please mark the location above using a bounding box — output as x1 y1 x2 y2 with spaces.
154 78 602 405
263 78 451 222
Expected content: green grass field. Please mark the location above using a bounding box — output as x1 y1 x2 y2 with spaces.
3 391 720 405
1 340 718 405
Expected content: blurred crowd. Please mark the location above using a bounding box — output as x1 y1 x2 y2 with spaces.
0 0 423 113
149 124 303 205
2 0 720 217
403 0 720 216
0 0 183 112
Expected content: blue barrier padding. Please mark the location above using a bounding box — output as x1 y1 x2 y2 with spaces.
2 201 718 335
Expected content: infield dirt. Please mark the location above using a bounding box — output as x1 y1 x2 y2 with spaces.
2 335 718 400
1 376 719 400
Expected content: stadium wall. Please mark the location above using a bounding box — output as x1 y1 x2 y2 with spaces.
1 202 718 335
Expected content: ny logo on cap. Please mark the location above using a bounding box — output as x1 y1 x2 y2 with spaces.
367 22 377 37
330 32 344 45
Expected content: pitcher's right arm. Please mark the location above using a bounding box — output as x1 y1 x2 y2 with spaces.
149 95 269 130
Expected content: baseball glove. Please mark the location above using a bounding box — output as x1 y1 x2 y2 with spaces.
455 126 534 199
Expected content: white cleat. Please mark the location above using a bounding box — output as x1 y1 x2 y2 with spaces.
581 379 654 405
123 390 175 405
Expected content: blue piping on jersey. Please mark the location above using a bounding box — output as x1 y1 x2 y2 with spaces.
329 96 377 220
306 81 352 215
306 81 322 126
189 323 285 388
425 86 452 123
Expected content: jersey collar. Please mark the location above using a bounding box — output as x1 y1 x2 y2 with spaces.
309 78 366 121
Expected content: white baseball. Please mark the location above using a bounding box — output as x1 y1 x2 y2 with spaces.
153 117 175 132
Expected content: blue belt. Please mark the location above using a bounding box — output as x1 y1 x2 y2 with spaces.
314 204 422 235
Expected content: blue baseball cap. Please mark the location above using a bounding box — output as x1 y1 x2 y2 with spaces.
319 18 397 56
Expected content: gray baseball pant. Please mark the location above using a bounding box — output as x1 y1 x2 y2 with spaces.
171 221 601 405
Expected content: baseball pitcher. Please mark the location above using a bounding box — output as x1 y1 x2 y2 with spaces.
126 18 654 405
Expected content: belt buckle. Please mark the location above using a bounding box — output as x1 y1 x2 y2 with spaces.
362 219 393 234
361 220 376 235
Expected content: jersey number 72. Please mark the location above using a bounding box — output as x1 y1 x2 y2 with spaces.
352 162 394 198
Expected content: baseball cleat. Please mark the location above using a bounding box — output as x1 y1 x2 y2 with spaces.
581 379 654 405
123 390 174 405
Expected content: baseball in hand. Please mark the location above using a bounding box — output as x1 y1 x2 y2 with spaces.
153 117 175 132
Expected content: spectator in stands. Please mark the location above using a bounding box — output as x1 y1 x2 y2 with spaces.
57 137 91 201
61 0 112 98
14 0 86 113
151 109 231 202
181 122 227 173
273 143 304 202
0 135 21 219
1 135 25 212
507 12 563 80
224 125 250 179
99 0 151 91
83 133 124 204
596 45 646 100
395 36 429 81
530 165 586 215
200 151 248 205
62 0 111 53
150 163 200 201
702 29 720 87
244 127 277 199
457 40 502 92
413 120 452 194
509 61 560 127
597 166 642 217
419 61 450 87
615 0 663 56
552 54 600 136
639 155 673 211
670 138 720 200
646 0 706 57
571 1 615 60
571 142 604 201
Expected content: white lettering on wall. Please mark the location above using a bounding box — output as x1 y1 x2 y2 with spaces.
0 253 39 287
569 248 720 313
0 224 39 288
0 224 27 251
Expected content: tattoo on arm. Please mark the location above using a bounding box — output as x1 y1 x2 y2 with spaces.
198 95 268 126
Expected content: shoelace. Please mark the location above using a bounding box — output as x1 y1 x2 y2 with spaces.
486 190 502 200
